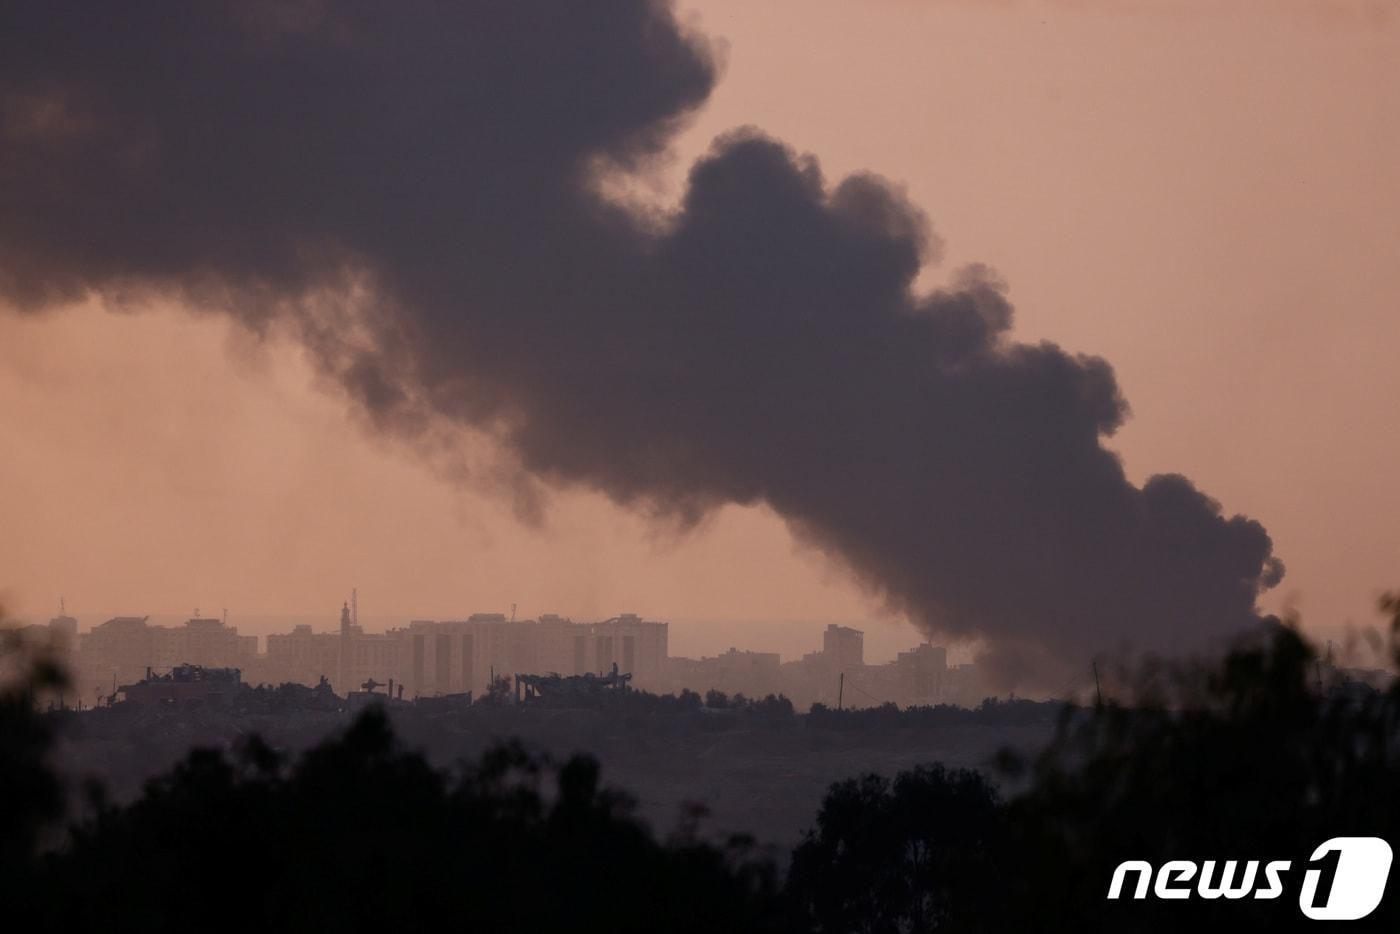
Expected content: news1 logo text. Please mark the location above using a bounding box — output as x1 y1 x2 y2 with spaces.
1107 837 1393 921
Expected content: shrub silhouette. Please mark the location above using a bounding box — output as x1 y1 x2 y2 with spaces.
10 704 794 933
992 618 1400 932
0 626 67 879
788 765 1002 934
787 608 1400 932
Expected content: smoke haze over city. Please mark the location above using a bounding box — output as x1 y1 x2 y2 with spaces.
3 1 1399 684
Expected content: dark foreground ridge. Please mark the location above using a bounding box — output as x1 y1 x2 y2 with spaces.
4 599 1400 932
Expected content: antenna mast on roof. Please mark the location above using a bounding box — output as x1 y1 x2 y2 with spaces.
351 588 358 627
510 602 517 623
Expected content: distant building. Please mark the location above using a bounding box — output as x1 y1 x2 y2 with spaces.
838 643 985 708
342 629 398 696
667 647 782 698
662 623 986 710
896 643 948 699
266 624 340 688
12 611 79 653
389 612 668 698
586 614 668 689
262 605 669 698
78 615 257 699
79 616 156 689
47 612 78 643
822 624 864 671
158 617 258 670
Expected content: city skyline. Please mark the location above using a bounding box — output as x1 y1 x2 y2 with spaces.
31 601 985 712
19 595 975 664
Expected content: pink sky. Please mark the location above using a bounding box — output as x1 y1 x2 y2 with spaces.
1 0 1397 661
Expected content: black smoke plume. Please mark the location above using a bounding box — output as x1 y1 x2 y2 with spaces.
0 1 1282 682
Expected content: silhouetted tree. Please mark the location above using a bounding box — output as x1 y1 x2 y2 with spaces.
788 765 1002 934
993 616 1400 932
789 605 1400 932
0 623 67 884
754 693 795 718
14 707 796 933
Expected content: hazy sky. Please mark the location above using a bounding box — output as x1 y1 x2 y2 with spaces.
2 0 1396 661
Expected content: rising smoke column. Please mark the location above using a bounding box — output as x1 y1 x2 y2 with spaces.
0 0 1282 682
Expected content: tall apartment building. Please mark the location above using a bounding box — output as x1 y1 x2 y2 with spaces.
77 615 257 697
822 624 864 672
265 624 340 687
895 643 948 699
161 618 258 669
79 616 155 689
263 607 668 698
389 613 668 698
667 647 782 698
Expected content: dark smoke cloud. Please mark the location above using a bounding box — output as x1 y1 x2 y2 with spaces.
0 1 1281 682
